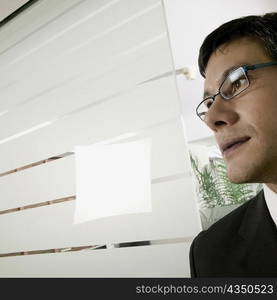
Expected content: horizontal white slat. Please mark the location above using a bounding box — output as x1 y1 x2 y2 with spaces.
12 0 161 64
0 0 84 50
0 118 191 210
0 0 30 22
0 37 172 140
0 176 200 253
0 76 180 173
0 0 159 59
0 0 164 110
0 242 191 277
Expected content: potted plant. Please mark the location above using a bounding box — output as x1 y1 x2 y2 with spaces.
189 153 262 229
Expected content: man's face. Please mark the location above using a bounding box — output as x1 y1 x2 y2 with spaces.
204 37 277 184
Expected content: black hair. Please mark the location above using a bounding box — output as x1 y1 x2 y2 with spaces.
198 12 277 77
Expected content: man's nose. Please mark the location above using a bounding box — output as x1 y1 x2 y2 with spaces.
204 97 239 132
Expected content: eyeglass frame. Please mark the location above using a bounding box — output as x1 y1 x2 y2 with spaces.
196 61 277 121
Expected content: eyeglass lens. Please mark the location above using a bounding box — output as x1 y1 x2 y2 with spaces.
197 67 249 120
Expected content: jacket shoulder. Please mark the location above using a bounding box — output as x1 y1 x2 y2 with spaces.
189 191 264 277
194 196 254 246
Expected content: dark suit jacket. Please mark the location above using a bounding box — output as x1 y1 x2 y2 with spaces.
189 190 277 277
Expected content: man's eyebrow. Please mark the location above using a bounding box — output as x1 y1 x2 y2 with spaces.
218 65 241 83
202 64 246 99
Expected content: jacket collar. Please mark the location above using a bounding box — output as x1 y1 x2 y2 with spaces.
238 189 277 245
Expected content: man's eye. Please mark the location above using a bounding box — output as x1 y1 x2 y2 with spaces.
231 77 247 92
233 78 243 89
204 99 213 109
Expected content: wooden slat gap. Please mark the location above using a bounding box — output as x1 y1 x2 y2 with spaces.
0 152 74 178
0 195 76 215
0 239 192 258
0 245 105 257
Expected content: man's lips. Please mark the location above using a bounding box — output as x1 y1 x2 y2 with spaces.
219 137 251 154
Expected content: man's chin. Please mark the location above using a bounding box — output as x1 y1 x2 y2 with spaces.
227 175 246 184
226 174 240 183
226 167 252 184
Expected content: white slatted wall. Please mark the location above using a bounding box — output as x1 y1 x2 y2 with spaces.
0 0 201 277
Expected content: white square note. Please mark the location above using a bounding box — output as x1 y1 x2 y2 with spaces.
74 138 152 224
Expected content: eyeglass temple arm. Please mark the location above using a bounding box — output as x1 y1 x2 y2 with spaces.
244 61 277 71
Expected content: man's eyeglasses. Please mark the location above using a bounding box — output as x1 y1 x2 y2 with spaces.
196 61 277 121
